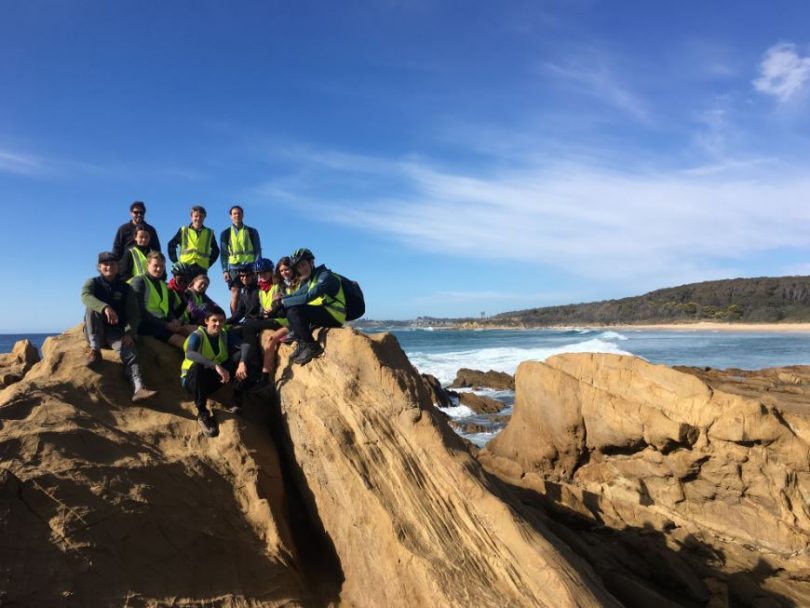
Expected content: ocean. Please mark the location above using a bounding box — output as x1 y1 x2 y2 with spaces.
4 328 810 447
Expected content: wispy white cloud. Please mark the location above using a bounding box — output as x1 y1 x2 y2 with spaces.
0 148 46 176
753 42 810 102
256 146 810 292
542 57 651 123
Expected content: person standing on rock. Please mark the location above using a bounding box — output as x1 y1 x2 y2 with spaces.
81 252 158 402
266 248 345 366
181 307 246 436
220 205 262 315
112 201 161 260
167 205 219 273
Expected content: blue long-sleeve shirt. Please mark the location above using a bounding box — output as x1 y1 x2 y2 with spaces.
282 265 341 308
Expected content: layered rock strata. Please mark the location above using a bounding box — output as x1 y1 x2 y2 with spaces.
479 353 810 607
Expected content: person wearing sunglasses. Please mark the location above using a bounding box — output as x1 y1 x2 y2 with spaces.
112 201 162 259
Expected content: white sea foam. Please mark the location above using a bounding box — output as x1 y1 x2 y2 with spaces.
599 331 628 341
440 404 477 418
464 431 499 448
407 338 632 384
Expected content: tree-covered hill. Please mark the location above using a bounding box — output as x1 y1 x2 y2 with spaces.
490 276 810 326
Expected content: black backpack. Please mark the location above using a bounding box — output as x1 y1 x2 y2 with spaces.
335 273 365 321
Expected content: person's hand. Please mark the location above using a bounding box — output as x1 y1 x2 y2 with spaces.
235 361 248 381
104 306 119 325
223 272 230 283
215 364 230 383
121 334 134 348
165 319 181 331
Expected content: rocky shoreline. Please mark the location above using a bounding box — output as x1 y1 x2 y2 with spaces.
1 328 808 606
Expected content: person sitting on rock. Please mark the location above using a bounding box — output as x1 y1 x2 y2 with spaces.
266 248 345 366
112 201 161 260
130 252 189 348
220 205 262 315
226 263 262 326
167 205 219 273
181 306 246 437
236 258 290 389
81 251 158 402
118 224 158 283
184 272 221 326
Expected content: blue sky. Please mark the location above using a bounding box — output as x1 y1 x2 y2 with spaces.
2 1 810 332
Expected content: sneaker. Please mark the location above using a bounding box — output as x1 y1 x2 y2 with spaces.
197 411 218 437
132 387 158 402
292 342 324 366
86 348 101 367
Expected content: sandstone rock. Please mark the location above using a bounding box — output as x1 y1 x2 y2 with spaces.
457 390 506 414
273 328 616 607
421 372 453 408
479 353 810 607
0 327 309 606
450 367 514 390
0 339 40 389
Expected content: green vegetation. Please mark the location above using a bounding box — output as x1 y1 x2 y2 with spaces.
488 276 810 326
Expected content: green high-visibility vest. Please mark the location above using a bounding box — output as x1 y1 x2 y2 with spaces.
179 226 214 269
180 328 228 379
227 226 255 265
145 277 170 319
307 274 346 324
259 284 289 327
128 247 148 280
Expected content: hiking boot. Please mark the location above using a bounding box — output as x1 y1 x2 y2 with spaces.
197 411 218 437
86 348 101 367
292 342 324 366
132 387 158 403
289 340 306 359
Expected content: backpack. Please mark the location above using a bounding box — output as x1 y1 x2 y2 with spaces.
335 273 365 321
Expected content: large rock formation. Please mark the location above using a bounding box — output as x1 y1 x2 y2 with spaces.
0 329 307 606
479 353 810 607
0 330 616 607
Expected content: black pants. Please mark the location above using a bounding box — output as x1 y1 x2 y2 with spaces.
182 357 244 413
285 305 342 344
241 317 282 366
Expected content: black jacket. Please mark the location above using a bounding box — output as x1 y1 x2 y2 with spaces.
112 221 161 259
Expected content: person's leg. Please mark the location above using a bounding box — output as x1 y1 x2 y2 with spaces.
229 286 239 315
108 331 157 402
285 306 341 365
84 308 106 365
261 326 288 375
168 333 187 349
183 363 221 435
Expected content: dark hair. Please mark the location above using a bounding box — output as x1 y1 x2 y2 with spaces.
205 306 226 320
191 205 207 216
273 256 296 285
133 223 150 236
130 201 146 212
229 205 243 214
147 251 165 263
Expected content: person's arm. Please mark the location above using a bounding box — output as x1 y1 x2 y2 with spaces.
112 225 126 259
208 230 220 268
184 331 215 366
251 227 262 260
220 228 230 273
118 251 133 282
80 278 108 314
124 287 140 336
167 228 182 263
282 269 339 308
148 224 161 254
226 293 246 325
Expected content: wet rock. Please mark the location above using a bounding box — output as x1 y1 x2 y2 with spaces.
450 367 514 390
421 372 453 408
457 391 506 414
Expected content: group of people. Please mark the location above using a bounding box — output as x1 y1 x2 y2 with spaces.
82 200 349 436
